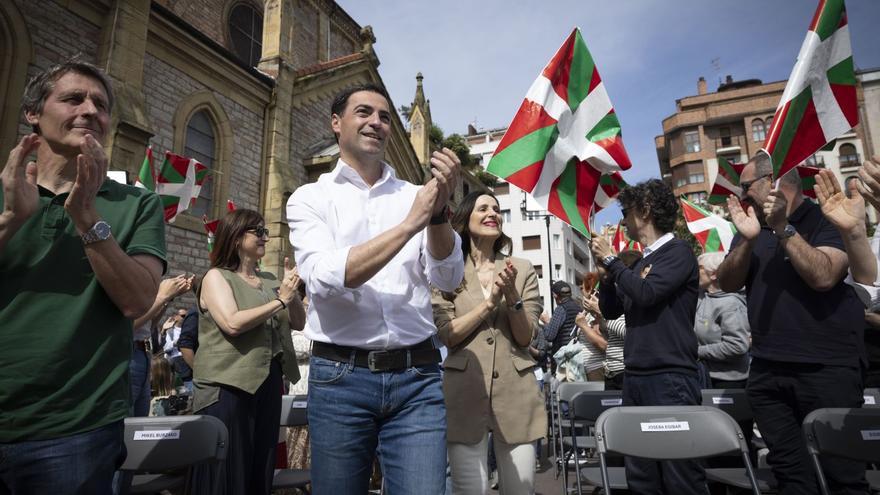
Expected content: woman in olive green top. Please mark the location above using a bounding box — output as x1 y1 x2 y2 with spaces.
190 209 305 495
432 192 545 494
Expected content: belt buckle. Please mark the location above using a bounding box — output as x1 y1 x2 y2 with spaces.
367 350 386 372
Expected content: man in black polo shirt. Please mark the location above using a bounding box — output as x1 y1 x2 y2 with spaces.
717 154 866 494
591 179 705 494
544 281 581 373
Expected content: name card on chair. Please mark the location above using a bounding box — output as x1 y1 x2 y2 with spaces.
601 398 623 406
133 430 180 440
712 397 734 405
865 395 876 405
640 421 690 432
292 401 307 409
861 430 880 441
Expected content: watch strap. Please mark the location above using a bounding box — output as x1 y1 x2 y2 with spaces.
429 205 449 225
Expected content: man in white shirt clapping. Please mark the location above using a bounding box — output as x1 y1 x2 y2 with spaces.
286 84 464 494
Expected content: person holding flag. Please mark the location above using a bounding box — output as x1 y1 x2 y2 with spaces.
590 179 705 494
716 153 866 493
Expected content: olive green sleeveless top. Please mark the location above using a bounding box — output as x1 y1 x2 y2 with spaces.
192 269 300 412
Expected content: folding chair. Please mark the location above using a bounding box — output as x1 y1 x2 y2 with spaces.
553 381 604 490
701 389 778 492
273 394 311 493
803 407 880 495
120 415 228 495
568 390 626 495
594 406 761 495
863 388 880 408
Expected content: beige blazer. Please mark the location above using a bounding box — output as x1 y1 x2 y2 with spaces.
432 256 547 444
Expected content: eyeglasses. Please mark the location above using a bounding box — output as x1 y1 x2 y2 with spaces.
740 174 772 194
246 226 270 238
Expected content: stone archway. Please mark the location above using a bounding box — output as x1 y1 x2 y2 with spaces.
0 2 33 154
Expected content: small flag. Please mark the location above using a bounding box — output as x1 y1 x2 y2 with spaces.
156 152 210 223
594 172 628 213
762 0 858 179
611 221 642 253
486 28 632 236
708 157 745 205
680 196 737 253
798 165 822 198
202 201 237 251
134 146 156 191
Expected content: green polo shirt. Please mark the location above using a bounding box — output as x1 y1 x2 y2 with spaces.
0 178 166 442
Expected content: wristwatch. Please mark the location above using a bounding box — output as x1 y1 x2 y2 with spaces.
509 299 524 311
429 205 448 225
602 255 618 267
81 220 112 245
773 224 796 240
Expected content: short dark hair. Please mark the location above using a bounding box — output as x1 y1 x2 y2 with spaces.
209 209 265 271
617 179 678 234
21 59 114 133
450 191 512 259
330 83 390 118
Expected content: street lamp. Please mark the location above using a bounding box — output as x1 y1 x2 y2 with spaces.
520 195 555 311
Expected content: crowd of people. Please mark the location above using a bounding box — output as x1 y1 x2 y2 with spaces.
4 59 880 495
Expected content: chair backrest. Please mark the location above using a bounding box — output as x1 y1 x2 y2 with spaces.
570 390 624 423
701 388 753 423
803 407 880 463
279 394 309 427
556 381 605 405
595 406 748 460
863 388 880 408
121 415 228 472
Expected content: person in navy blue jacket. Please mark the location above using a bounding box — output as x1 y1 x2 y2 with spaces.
590 179 705 495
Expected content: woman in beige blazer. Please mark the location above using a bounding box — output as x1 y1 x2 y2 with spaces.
433 192 546 494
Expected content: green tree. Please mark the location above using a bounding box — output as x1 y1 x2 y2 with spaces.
674 212 701 257
441 133 476 169
429 124 445 151
398 105 412 125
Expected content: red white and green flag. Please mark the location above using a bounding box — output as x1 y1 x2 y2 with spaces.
611 221 642 253
763 0 858 179
798 165 822 198
134 146 156 190
203 200 237 251
156 152 210 223
708 156 745 205
594 172 628 213
486 28 632 236
681 196 737 254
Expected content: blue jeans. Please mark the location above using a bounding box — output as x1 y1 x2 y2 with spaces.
0 420 124 495
623 372 708 495
308 355 447 494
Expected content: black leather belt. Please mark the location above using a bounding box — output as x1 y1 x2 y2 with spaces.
312 339 441 372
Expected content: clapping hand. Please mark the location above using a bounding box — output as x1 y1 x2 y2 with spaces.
429 148 461 215
1 134 41 227
66 134 109 234
278 257 301 306
815 169 865 234
726 194 760 240
858 155 880 212
496 259 521 307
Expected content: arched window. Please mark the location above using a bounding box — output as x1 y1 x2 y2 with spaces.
184 110 216 217
839 143 859 167
751 118 766 142
228 3 263 67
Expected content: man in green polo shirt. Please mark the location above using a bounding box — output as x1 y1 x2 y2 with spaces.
0 61 166 494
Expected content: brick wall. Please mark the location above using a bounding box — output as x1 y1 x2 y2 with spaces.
143 52 265 279
153 0 265 53
293 0 319 69
329 23 355 60
13 0 101 139
290 93 336 185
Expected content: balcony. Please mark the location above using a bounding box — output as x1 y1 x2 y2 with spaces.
714 134 746 154
840 154 861 170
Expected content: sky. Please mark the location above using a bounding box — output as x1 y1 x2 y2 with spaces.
336 0 880 225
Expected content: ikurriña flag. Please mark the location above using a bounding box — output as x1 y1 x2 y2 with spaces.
762 0 857 179
486 28 632 236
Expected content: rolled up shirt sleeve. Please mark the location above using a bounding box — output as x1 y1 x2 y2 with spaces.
422 229 464 293
287 187 350 299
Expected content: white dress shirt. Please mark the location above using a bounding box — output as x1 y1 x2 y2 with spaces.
642 232 674 258
286 159 464 349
